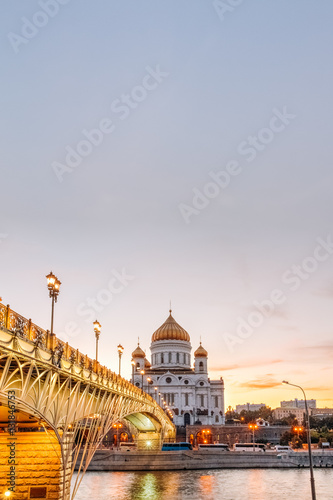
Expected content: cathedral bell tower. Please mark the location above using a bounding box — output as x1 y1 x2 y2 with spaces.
194 342 208 374
131 343 146 371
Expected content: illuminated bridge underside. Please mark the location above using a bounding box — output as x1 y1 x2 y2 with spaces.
125 412 162 432
0 304 175 499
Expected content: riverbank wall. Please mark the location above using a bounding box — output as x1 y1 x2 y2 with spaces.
81 449 333 471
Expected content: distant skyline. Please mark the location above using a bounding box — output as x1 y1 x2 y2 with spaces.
1 1 333 410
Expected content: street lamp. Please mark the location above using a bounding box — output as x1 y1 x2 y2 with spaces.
113 422 122 450
154 386 158 401
158 392 161 405
146 377 151 395
248 423 258 451
93 320 101 363
117 344 124 375
46 271 61 335
140 370 145 390
283 381 316 500
131 360 135 384
293 426 304 448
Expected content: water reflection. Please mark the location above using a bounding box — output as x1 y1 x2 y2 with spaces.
73 469 333 500
130 473 161 500
198 474 215 496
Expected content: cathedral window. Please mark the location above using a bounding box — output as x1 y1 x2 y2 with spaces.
199 395 204 407
214 396 219 408
176 352 180 363
199 361 204 371
215 415 219 423
184 379 189 385
166 377 172 384
184 393 189 406
165 393 175 405
168 352 172 363
161 353 164 363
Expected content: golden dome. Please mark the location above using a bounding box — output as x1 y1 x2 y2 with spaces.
194 342 208 357
144 358 151 368
132 344 145 358
151 311 191 343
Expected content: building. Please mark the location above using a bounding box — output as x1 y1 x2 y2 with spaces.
310 408 333 418
236 403 267 412
186 424 289 447
273 407 305 423
256 418 270 427
131 310 225 426
280 398 316 409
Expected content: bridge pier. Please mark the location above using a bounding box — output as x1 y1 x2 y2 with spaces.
0 431 72 500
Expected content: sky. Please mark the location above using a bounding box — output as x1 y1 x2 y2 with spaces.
1 0 333 410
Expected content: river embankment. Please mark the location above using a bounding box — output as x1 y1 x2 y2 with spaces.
79 449 333 471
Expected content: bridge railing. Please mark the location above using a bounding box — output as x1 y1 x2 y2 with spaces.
0 301 158 405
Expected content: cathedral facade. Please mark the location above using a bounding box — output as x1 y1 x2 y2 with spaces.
131 310 225 427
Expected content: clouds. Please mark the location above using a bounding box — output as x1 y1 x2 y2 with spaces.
238 375 281 390
237 377 331 393
211 358 283 372
292 342 333 362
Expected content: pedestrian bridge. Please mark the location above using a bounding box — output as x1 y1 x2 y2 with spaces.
0 302 175 500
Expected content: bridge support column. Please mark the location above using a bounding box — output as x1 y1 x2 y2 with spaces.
0 431 72 500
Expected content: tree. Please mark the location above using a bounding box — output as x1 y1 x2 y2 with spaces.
258 406 273 421
280 431 293 446
291 435 303 449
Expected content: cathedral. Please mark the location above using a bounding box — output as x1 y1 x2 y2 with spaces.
131 310 225 427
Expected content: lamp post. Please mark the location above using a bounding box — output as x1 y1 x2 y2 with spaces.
154 386 158 401
113 422 122 450
140 370 145 390
93 320 101 363
131 360 135 384
294 426 304 441
117 344 124 376
146 377 151 395
248 423 258 451
46 272 61 336
283 381 316 500
158 392 161 405
293 426 304 448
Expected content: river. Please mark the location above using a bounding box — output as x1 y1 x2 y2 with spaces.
73 469 333 499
